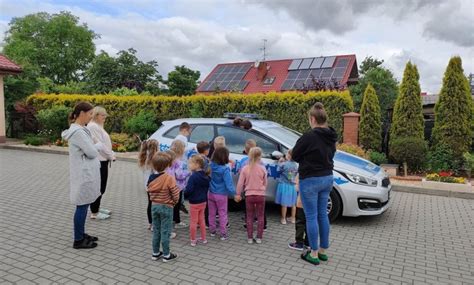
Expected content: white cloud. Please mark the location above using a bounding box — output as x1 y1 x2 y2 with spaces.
0 0 472 93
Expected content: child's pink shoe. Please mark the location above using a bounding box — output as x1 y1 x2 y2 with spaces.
190 240 197 247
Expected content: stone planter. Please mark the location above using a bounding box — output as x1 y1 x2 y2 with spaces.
381 164 399 177
421 179 473 192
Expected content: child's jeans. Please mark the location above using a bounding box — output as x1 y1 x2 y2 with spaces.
295 207 309 246
245 195 265 239
189 202 207 241
207 192 228 237
152 204 173 256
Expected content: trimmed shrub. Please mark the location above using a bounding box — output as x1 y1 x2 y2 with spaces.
359 84 382 151
368 151 388 165
27 91 353 137
390 137 427 175
432 57 474 165
123 111 158 140
427 143 455 172
110 132 140 152
36 105 72 139
337 143 368 159
24 135 45 146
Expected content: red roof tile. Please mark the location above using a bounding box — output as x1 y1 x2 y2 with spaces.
0 55 22 74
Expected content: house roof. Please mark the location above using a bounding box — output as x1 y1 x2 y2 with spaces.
0 55 22 74
197 54 358 93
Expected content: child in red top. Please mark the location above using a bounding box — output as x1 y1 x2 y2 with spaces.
236 147 268 244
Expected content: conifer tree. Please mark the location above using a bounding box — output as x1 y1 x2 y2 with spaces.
389 62 424 139
389 62 426 174
359 84 382 151
431 56 474 167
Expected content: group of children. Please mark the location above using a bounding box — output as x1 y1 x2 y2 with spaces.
138 122 308 262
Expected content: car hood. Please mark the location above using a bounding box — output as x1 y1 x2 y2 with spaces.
334 151 382 178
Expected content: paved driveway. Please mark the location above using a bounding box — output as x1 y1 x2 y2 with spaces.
1 149 473 284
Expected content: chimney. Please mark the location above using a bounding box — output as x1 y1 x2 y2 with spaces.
257 61 268 81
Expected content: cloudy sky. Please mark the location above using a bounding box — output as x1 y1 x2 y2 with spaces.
0 0 473 93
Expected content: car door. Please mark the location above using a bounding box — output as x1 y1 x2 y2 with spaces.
215 125 281 201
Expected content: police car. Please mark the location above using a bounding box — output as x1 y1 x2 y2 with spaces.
149 114 391 221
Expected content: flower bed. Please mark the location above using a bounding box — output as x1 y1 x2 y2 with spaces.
422 172 472 191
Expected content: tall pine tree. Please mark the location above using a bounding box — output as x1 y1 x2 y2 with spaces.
389 62 426 174
431 56 474 167
359 84 382 151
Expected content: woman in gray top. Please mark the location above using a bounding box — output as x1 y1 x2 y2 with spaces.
62 102 104 249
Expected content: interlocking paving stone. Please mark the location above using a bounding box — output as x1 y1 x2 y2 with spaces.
1 149 473 284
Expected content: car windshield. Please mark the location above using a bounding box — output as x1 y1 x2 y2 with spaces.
265 126 301 148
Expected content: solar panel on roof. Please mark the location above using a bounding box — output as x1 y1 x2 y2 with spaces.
332 67 345 78
298 58 314 69
310 57 324 69
310 69 322 79
287 70 299 80
335 58 349 68
321 56 336 68
321 68 334 79
281 79 294 90
288 59 302 70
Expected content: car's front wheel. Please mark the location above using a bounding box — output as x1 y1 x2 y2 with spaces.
328 189 342 223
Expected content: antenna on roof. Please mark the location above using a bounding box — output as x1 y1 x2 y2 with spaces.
260 39 268 61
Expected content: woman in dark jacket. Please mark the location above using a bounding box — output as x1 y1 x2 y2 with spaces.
292 102 337 265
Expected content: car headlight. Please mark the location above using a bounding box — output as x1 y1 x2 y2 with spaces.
343 172 378 187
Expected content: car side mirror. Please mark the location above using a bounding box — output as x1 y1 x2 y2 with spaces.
271 151 284 160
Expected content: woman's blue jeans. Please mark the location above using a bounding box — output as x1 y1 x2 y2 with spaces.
74 204 89 241
299 175 333 250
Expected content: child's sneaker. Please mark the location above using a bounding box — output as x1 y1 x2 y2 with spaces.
190 240 197 247
220 235 228 241
163 253 178 263
175 222 188 229
210 231 216 237
247 239 253 244
280 218 287 225
288 242 305 251
151 252 163 260
198 239 208 244
255 238 262 244
170 232 177 239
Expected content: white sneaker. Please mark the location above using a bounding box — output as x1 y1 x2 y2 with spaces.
170 232 177 239
99 208 111 215
96 212 110 220
91 212 110 220
175 222 188 229
247 239 253 244
255 238 262 244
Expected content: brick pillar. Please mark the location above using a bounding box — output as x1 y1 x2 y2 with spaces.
343 112 360 145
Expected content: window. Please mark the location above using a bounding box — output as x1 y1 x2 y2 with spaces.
163 126 180 139
189 125 215 143
263 76 275 85
216 126 278 158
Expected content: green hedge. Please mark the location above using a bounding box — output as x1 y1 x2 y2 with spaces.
27 91 353 138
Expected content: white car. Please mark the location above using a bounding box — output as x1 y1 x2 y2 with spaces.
149 115 391 221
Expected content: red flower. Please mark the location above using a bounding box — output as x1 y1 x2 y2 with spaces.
439 171 453 177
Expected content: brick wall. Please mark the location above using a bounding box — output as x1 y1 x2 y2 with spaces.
343 112 360 145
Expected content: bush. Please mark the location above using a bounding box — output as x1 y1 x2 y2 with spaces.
426 173 466 184
390 137 427 174
427 144 455 172
24 135 45 146
359 84 382 151
368 151 388 165
463 152 474 178
123 111 158 140
110 133 140 152
27 91 354 137
336 143 368 159
36 105 72 139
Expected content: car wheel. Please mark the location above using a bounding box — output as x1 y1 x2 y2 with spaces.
328 189 342 223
